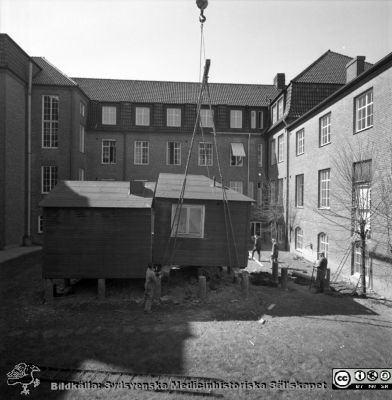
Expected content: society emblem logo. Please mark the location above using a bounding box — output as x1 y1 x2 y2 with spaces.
6 363 40 396
333 370 351 388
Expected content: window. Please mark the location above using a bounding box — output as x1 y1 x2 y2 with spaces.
80 102 86 117
136 107 150 126
250 221 262 237
167 108 181 127
318 233 328 258
230 143 245 166
167 142 181 165
355 89 373 132
271 223 284 242
318 169 330 208
257 144 263 167
277 97 284 119
272 104 278 124
277 178 283 205
278 134 284 162
79 125 85 153
198 142 213 166
295 174 304 207
251 111 263 129
78 168 85 181
295 227 303 251
102 106 116 125
251 111 256 129
320 113 331 146
42 95 59 148
248 181 254 199
270 139 277 165
41 166 57 194
271 97 284 124
171 204 205 238
296 129 304 156
134 141 149 165
353 242 369 275
257 182 262 207
200 109 214 128
230 181 243 194
102 140 116 164
230 110 242 129
38 216 43 234
258 111 264 129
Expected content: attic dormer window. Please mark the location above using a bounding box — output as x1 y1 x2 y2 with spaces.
271 96 284 124
102 106 116 125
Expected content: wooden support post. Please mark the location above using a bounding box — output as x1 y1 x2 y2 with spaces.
324 268 331 292
98 279 106 299
241 271 249 299
154 276 162 300
272 260 279 285
281 267 288 290
45 279 54 302
199 275 207 299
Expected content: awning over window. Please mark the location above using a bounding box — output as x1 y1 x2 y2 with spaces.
231 143 246 157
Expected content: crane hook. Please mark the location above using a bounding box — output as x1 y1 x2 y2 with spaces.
199 10 206 23
196 0 208 23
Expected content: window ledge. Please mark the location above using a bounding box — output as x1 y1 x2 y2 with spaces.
296 152 304 157
320 141 331 147
354 125 373 135
318 207 331 210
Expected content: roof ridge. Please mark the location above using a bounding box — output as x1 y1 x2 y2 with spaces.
291 49 353 82
33 56 78 86
72 76 275 88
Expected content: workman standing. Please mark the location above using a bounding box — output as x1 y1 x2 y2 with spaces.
271 238 279 264
143 264 158 313
315 252 328 293
252 234 262 261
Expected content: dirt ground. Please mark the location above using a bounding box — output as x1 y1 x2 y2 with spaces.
1 251 392 400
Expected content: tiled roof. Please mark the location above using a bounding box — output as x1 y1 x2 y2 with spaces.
39 181 155 208
32 57 77 86
72 77 279 106
155 173 253 202
292 50 372 84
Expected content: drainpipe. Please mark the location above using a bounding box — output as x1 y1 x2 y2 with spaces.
247 133 250 196
282 117 290 251
23 61 33 246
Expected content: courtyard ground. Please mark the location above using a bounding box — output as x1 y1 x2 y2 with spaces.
1 249 392 400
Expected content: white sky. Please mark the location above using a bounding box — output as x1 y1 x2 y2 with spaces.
1 0 391 84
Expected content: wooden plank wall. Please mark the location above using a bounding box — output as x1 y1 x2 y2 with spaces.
153 199 250 268
42 207 152 278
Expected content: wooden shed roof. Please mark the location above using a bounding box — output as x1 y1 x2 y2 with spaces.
39 181 154 208
155 174 254 202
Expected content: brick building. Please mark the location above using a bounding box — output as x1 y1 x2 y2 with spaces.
1 34 391 296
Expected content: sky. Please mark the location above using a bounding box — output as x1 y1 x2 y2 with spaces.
1 0 391 84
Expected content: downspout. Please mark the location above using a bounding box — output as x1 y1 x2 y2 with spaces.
24 61 33 246
282 117 290 251
247 133 250 196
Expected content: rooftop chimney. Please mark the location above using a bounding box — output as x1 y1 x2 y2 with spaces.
274 73 285 90
346 56 366 83
129 180 146 196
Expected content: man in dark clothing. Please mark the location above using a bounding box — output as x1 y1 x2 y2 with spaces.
143 264 158 313
316 252 328 292
271 238 279 263
252 234 262 261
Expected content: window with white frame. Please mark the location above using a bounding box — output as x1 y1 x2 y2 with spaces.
134 141 149 165
198 142 213 166
80 102 86 117
167 141 181 165
258 111 264 129
230 143 245 166
171 204 205 238
270 139 277 165
78 168 85 181
257 144 263 167
318 169 330 208
271 97 284 124
102 140 116 164
79 125 85 153
353 160 372 236
41 166 57 194
295 174 304 207
200 109 214 128
230 181 243 194
42 95 59 148
353 242 369 275
251 110 263 129
251 111 257 129
167 108 181 127
277 97 284 119
102 106 116 125
296 129 304 156
271 104 278 124
136 107 150 126
248 181 254 199
320 113 331 146
230 110 242 129
318 233 328 258
278 134 284 162
295 227 303 251
38 215 43 234
355 89 373 132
